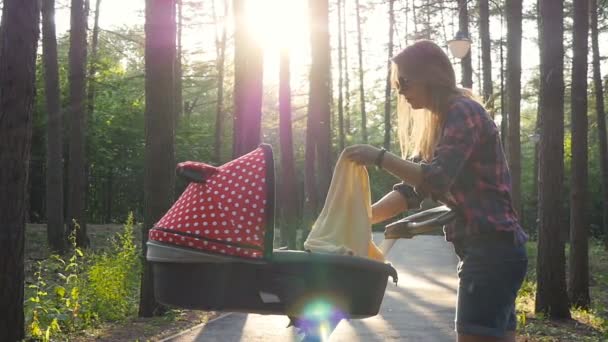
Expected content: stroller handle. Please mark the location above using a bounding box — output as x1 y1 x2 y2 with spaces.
384 205 456 239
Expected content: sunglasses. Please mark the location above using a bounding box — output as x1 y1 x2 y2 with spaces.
397 76 411 94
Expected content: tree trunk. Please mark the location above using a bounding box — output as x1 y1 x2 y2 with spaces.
591 0 608 241
304 0 318 222
42 0 66 253
87 0 101 121
342 0 350 136
439 1 448 51
104 168 113 224
533 108 540 232
404 0 410 46
532 0 542 233
0 1 40 339
568 0 590 309
68 0 89 247
279 49 298 249
308 0 332 203
384 0 395 150
232 0 264 158
304 104 318 222
458 0 472 89
355 0 367 143
175 0 183 124
499 9 507 146
337 0 345 151
506 0 522 216
479 0 492 104
140 0 176 318
213 0 227 164
535 0 570 319
412 0 419 34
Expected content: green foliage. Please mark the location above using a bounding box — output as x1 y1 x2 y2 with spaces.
516 240 608 340
85 212 141 321
26 223 93 341
25 215 142 341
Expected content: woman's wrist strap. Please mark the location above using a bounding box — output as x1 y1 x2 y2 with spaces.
375 148 387 169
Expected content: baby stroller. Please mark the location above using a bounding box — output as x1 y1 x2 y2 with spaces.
146 144 454 338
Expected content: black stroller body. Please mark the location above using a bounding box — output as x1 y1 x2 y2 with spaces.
146 144 453 328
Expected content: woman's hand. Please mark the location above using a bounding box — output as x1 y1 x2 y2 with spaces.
342 144 382 166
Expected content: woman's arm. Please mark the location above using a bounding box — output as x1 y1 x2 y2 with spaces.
371 190 408 224
342 145 423 187
379 153 424 188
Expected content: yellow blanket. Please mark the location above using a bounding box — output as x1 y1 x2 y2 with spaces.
304 154 384 262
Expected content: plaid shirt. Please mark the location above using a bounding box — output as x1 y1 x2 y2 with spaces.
394 96 528 244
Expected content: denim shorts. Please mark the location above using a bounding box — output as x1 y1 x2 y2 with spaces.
453 236 528 338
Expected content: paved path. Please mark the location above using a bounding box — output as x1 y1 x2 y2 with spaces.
165 234 459 342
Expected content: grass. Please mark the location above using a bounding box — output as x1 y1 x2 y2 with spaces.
515 240 608 341
24 223 218 342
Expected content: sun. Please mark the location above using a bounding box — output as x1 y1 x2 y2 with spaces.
243 0 310 52
239 0 312 87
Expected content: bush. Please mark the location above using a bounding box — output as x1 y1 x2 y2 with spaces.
26 223 94 341
26 214 142 341
86 212 141 321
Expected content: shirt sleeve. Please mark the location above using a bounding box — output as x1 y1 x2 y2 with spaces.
392 182 423 210
416 100 482 200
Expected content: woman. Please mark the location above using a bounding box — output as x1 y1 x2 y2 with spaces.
343 40 528 342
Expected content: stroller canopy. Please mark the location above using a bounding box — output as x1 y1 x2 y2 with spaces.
149 145 275 259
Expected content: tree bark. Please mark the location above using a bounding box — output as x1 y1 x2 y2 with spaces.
140 0 176 318
355 0 367 143
500 10 507 146
0 0 40 339
412 0 419 35
213 0 227 164
175 0 183 124
103 168 113 224
308 0 332 204
304 103 318 221
337 0 345 151
232 0 264 158
279 49 298 249
532 0 541 233
535 0 570 319
87 0 101 121
384 0 395 150
590 0 608 241
568 0 590 309
342 0 350 136
506 0 522 217
458 0 473 89
68 0 89 247
42 0 66 253
479 0 493 104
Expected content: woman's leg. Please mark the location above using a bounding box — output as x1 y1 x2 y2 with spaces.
455 243 527 341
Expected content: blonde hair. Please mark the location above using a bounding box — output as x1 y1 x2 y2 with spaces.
391 40 478 162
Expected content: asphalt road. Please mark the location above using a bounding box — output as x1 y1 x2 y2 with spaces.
165 234 459 342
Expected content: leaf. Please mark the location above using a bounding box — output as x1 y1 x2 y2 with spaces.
66 274 78 284
71 287 79 300
54 286 66 298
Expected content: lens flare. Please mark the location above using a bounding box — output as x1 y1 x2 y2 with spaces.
295 299 345 341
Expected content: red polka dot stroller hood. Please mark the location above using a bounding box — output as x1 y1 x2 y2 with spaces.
148 144 275 259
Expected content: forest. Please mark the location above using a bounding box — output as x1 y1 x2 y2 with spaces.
1 0 608 340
